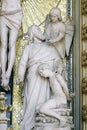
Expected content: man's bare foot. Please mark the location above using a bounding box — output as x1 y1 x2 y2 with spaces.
68 92 75 101
1 85 10 91
1 78 10 91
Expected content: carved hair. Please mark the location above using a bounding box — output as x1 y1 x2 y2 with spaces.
49 7 62 21
28 24 44 42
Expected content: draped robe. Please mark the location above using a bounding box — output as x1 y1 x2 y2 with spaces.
18 42 61 130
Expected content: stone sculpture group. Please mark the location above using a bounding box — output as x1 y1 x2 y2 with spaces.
0 1 74 130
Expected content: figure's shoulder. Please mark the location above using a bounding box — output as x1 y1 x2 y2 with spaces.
58 22 65 32
58 22 65 28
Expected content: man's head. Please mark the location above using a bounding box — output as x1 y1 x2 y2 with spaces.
28 25 45 42
38 63 52 78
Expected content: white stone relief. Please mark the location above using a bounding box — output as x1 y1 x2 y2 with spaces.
0 0 22 90
0 1 75 129
17 7 74 130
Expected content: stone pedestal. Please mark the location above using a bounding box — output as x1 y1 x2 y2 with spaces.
0 92 12 130
35 109 74 130
0 118 10 130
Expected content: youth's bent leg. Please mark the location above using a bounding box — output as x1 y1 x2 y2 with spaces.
40 99 67 126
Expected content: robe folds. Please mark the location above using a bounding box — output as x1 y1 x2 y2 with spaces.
19 42 61 130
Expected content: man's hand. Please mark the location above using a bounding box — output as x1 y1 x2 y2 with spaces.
48 39 56 44
16 77 23 84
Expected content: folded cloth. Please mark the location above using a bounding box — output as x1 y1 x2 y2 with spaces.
0 10 22 31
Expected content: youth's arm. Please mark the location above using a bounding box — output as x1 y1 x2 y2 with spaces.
56 74 69 98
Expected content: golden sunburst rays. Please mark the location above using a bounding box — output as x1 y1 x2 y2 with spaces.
22 0 67 33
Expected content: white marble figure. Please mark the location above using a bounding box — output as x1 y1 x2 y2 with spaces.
0 0 22 90
38 63 69 127
17 7 74 130
44 7 74 58
17 25 63 130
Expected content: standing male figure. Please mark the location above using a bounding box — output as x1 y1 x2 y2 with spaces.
0 0 22 90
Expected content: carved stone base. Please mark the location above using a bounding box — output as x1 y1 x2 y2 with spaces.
0 124 8 130
0 92 12 130
0 118 10 130
35 127 71 130
35 109 74 130
35 123 72 130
